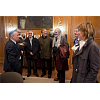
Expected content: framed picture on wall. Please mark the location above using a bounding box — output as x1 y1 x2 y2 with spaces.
34 35 40 39
18 16 53 30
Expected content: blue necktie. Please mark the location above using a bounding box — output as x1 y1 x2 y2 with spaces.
75 39 78 44
16 43 19 48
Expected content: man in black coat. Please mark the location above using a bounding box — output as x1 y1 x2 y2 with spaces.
24 30 39 77
4 30 23 73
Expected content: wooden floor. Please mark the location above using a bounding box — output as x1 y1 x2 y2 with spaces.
0 63 72 80
0 63 100 82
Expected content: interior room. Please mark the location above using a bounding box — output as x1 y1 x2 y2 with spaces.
0 16 100 83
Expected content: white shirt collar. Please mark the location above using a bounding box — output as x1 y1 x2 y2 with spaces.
10 39 16 44
79 39 87 50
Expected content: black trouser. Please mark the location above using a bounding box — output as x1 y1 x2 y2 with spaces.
20 55 23 75
41 59 52 75
26 57 37 75
57 70 65 83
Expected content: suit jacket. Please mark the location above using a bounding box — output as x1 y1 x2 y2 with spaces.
24 36 38 59
54 36 69 70
72 36 99 83
4 39 22 73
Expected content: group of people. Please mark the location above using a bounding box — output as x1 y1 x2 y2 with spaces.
4 22 99 83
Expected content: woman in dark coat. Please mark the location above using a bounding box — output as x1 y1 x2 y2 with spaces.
71 22 99 83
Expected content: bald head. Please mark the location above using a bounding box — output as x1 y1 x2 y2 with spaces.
54 28 61 37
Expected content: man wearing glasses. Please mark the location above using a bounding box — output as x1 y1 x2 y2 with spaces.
24 30 39 77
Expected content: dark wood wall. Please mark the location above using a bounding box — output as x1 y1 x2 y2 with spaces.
0 16 100 68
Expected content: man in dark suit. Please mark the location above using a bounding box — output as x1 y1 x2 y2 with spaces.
52 28 69 83
24 30 39 77
4 30 23 73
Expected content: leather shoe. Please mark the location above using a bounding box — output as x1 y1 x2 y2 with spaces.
34 74 39 77
48 74 51 78
41 73 46 77
54 78 59 81
23 78 25 80
27 74 30 77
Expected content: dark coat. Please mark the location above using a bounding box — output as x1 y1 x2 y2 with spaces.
24 36 38 59
4 39 22 73
38 36 52 59
72 36 99 83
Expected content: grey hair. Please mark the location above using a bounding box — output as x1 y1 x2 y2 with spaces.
75 27 79 30
41 29 46 33
9 32 15 38
27 30 32 34
9 30 17 38
58 28 61 33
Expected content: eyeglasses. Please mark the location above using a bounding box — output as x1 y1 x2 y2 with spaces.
28 33 32 34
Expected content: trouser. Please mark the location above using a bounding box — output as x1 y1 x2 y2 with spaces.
57 70 65 83
26 57 37 75
20 55 23 75
41 59 52 75
54 55 65 83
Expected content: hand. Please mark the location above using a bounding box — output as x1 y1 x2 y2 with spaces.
30 52 33 55
21 50 23 54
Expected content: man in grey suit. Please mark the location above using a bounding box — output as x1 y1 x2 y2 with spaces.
52 28 69 83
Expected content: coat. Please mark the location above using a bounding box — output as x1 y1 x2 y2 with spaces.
72 36 99 83
53 36 69 71
4 39 22 73
38 36 52 59
24 36 38 59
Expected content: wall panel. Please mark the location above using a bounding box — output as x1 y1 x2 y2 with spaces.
0 16 100 69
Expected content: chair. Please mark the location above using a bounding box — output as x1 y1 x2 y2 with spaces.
0 72 23 83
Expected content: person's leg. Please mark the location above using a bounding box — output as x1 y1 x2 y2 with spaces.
32 59 39 77
41 59 46 77
46 59 52 78
54 70 60 81
26 58 31 77
59 70 65 83
20 55 23 75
